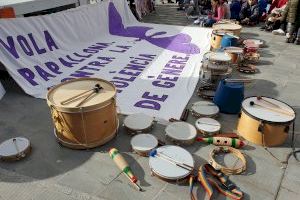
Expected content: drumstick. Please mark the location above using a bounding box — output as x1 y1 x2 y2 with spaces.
180 109 189 121
60 84 101 105
256 96 280 108
224 78 252 83
196 121 220 127
149 150 193 171
249 101 294 116
109 148 143 191
150 150 194 170
12 138 20 155
76 87 102 107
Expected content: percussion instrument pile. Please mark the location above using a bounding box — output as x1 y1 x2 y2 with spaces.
2 18 297 200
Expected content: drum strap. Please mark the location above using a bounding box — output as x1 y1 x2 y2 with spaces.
189 164 243 200
209 146 247 175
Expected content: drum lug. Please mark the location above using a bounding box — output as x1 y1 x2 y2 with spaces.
258 123 264 132
284 126 290 133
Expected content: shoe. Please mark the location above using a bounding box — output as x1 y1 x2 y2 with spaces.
294 39 300 45
260 26 266 30
286 37 295 43
272 29 285 35
194 18 200 24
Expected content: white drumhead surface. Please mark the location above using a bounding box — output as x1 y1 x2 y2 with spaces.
165 122 197 141
225 47 243 54
149 145 194 180
214 23 242 30
191 101 219 116
195 118 221 133
0 137 30 157
124 113 154 130
131 134 158 152
242 97 295 122
243 39 263 46
209 52 231 62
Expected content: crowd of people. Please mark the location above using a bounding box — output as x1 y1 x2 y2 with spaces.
166 0 300 44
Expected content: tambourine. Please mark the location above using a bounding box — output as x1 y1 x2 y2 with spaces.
197 85 216 100
123 113 154 135
190 101 219 118
237 64 257 74
195 117 221 136
130 134 158 157
165 122 197 145
243 52 260 63
0 137 31 161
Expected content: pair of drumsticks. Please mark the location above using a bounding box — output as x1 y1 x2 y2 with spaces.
250 96 294 116
60 84 103 107
149 149 193 171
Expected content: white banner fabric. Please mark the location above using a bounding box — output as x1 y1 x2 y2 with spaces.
0 0 211 120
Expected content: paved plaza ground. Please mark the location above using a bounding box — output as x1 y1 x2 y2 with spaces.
1 3 300 200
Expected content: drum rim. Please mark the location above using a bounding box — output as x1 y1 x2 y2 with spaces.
191 101 219 116
241 96 296 124
165 122 197 141
131 133 158 152
47 78 116 112
149 145 194 180
123 113 154 131
0 137 31 160
213 23 242 30
195 117 221 133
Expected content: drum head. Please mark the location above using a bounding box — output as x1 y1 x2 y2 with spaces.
242 97 295 123
243 39 263 46
124 113 154 130
195 118 221 133
149 145 194 180
165 122 197 141
191 101 219 117
209 52 231 63
224 47 243 54
0 137 30 161
47 78 116 111
213 23 242 31
131 134 158 153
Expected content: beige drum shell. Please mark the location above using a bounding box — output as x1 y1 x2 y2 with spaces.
213 23 242 36
237 110 290 147
210 30 225 50
47 78 118 149
224 47 243 64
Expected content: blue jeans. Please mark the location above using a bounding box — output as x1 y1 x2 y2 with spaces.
205 18 217 27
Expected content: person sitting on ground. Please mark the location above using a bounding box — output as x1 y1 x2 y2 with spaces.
260 0 287 31
203 0 226 26
272 0 300 43
193 0 212 24
239 0 260 25
230 0 242 20
221 0 232 19
258 0 268 20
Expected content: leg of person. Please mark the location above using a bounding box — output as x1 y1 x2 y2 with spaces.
272 22 286 35
204 18 217 27
295 27 300 45
286 22 296 43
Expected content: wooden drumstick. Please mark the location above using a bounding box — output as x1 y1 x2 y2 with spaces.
75 87 102 107
109 148 143 191
249 101 294 116
224 78 252 83
149 150 193 171
60 84 101 105
196 121 220 127
256 96 280 108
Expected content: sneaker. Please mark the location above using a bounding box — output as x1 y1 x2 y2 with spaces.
295 39 300 45
272 29 285 35
194 18 200 24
